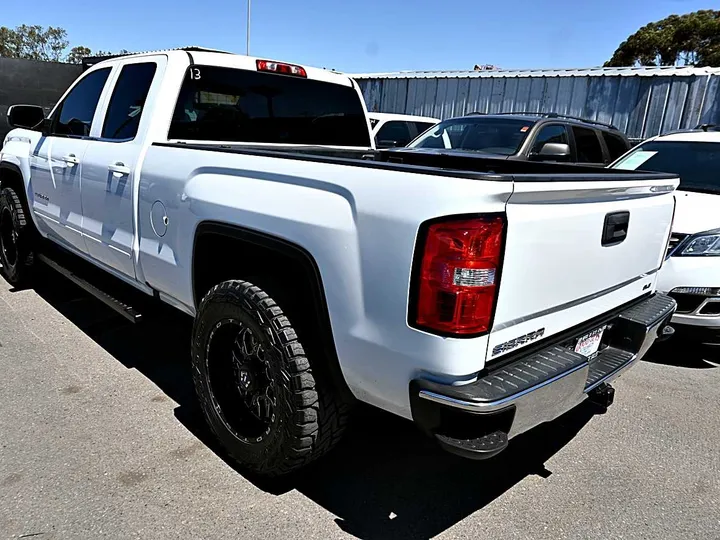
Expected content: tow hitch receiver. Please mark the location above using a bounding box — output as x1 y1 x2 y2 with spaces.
588 382 615 410
657 324 675 342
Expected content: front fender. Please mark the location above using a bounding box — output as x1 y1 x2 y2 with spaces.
0 128 34 187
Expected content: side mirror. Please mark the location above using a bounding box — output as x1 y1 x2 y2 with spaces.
7 105 46 130
533 142 571 160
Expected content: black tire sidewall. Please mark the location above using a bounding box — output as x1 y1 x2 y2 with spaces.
192 286 298 472
0 187 31 284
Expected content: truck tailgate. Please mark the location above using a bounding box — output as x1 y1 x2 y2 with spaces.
487 175 677 362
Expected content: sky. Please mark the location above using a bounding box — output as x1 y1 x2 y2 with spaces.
2 0 714 73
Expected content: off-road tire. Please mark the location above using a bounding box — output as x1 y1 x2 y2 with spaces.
191 280 349 477
0 186 35 285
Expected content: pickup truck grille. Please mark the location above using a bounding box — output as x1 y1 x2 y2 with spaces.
666 233 688 257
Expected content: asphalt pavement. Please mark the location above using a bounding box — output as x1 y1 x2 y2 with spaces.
1 267 719 540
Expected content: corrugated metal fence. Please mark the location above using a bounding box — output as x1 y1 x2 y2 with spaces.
354 66 720 139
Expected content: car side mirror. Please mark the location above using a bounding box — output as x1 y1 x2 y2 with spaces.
534 142 571 160
7 105 46 130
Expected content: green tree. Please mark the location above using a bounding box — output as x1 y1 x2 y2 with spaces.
66 45 92 64
0 24 124 63
606 10 720 67
0 24 69 61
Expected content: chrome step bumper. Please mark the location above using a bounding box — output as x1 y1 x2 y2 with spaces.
410 293 676 457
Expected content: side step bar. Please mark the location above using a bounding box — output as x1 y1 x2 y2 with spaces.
38 254 142 323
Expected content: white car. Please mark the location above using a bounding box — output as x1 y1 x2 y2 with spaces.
2 49 677 476
368 112 439 148
613 129 720 346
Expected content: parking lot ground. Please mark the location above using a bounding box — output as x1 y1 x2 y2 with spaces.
1 267 719 540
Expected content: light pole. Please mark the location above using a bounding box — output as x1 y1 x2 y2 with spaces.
246 0 251 55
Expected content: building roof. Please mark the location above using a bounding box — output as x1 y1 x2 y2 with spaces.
352 65 720 79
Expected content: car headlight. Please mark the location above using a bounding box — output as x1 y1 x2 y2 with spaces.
678 229 720 256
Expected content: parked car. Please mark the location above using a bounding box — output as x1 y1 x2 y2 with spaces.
368 112 439 148
405 112 631 165
611 127 720 346
1 49 677 477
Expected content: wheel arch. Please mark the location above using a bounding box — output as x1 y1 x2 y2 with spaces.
0 161 25 193
192 221 353 400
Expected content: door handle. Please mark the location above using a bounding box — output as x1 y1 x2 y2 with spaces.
62 154 79 167
108 162 131 177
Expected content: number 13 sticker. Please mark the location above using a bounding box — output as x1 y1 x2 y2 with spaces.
190 68 201 80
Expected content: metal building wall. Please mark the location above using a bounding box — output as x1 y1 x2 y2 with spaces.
355 67 720 140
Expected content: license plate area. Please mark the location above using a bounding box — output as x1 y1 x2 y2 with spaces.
574 326 606 359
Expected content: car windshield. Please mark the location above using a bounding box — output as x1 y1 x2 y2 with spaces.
408 117 533 155
612 140 720 194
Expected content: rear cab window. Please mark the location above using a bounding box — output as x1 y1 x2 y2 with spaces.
168 66 371 147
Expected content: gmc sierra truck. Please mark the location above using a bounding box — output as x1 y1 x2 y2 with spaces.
0 48 677 477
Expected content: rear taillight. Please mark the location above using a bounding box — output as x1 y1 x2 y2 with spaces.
256 59 307 78
413 216 505 336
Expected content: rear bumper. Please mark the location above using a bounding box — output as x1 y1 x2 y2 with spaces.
410 293 676 459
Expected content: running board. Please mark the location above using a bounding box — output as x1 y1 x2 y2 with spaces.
38 254 142 323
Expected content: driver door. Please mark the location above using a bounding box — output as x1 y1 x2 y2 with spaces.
31 67 113 254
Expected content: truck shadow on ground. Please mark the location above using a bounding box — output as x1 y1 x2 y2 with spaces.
642 337 719 369
29 267 606 540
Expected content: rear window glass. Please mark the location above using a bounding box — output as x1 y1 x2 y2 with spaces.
409 117 532 155
168 66 371 146
613 141 720 194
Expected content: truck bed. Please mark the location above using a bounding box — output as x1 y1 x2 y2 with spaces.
156 141 673 181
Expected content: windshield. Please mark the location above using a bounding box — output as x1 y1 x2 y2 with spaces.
612 140 720 194
168 65 371 147
408 117 533 155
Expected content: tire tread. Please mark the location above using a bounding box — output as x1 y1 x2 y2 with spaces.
193 279 350 476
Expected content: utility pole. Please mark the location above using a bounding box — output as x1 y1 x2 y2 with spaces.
246 0 251 55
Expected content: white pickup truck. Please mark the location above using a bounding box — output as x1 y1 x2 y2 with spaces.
1 48 678 477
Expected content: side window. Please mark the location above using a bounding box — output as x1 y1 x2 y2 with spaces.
602 132 630 161
375 121 412 147
51 68 112 137
102 63 157 140
531 124 569 154
572 126 604 163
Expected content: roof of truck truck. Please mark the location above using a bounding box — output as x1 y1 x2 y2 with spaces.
90 49 356 88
